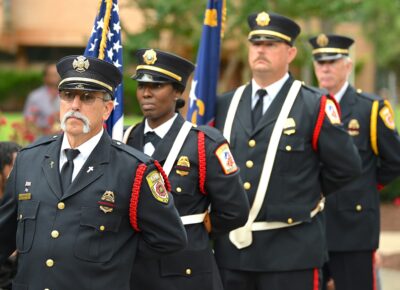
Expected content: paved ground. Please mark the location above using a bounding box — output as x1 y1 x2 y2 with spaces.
379 203 400 290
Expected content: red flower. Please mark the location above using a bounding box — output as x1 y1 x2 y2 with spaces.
393 197 400 207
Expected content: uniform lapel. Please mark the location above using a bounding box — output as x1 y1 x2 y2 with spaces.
42 135 63 199
63 131 110 199
252 77 294 136
339 85 357 122
236 84 253 137
152 115 185 163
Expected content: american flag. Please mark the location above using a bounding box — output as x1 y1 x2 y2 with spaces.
84 0 124 140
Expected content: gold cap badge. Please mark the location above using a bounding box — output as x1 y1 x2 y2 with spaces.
256 12 270 26
72 56 90 72
316 34 329 47
143 49 158 65
99 191 115 213
176 156 190 176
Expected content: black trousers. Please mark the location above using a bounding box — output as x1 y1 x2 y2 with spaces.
327 250 376 290
219 267 322 290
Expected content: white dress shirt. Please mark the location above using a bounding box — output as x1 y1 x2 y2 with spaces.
251 73 290 115
59 129 103 181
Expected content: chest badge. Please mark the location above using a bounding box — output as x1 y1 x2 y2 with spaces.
348 119 360 136
283 118 296 135
98 191 115 213
176 156 190 176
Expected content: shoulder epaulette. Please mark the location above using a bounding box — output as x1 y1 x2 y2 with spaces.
21 134 60 151
356 89 382 102
193 125 223 143
301 83 327 96
112 140 151 163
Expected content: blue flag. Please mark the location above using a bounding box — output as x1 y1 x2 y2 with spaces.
186 0 225 126
84 0 124 140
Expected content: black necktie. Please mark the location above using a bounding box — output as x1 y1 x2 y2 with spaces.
144 131 161 147
61 149 80 193
252 89 267 128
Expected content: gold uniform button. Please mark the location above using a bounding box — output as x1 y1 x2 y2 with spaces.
246 160 254 168
57 202 65 210
185 268 192 275
46 259 54 267
44 288 50 290
356 204 362 212
287 218 293 224
248 140 256 147
244 182 251 190
286 145 292 151
51 230 59 238
100 225 105 231
176 187 182 193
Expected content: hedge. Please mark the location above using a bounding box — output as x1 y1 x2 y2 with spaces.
0 68 141 115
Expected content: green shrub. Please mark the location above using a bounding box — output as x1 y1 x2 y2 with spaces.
0 68 142 115
0 69 42 110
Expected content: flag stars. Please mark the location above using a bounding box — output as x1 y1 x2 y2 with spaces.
89 39 98 52
96 18 105 30
107 48 114 60
113 3 119 13
113 40 122 53
107 30 114 41
188 80 198 107
113 59 122 68
113 21 121 34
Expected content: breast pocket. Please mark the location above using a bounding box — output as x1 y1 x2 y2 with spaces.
169 174 197 197
16 200 40 253
277 136 306 174
74 207 122 263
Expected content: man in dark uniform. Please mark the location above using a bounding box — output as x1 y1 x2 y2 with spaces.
0 55 187 290
213 11 362 290
309 34 400 290
124 49 249 290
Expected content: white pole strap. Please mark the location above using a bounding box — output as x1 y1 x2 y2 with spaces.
122 125 136 144
162 121 193 176
223 85 247 143
229 80 302 249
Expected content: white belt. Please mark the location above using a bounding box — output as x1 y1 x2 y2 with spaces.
251 197 325 231
180 211 207 225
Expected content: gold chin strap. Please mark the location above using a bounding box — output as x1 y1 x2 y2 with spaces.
370 100 379 156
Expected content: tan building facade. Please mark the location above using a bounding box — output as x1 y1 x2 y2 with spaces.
0 0 143 66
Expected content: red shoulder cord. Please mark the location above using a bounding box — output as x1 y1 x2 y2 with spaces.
312 95 327 151
198 131 207 195
154 160 171 192
129 163 147 232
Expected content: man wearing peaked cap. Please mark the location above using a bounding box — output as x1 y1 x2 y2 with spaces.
213 12 362 290
57 55 122 98
310 34 400 290
124 49 249 290
0 55 188 290
247 11 300 45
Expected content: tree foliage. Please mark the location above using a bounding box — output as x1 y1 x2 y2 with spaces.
123 0 398 89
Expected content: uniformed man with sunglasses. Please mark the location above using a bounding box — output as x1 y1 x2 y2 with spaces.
0 55 187 290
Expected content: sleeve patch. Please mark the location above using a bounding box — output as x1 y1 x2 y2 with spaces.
325 99 341 124
146 170 169 204
379 106 395 130
215 143 238 175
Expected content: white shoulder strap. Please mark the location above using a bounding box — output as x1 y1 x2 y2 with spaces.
122 125 136 144
229 80 302 249
223 85 247 143
163 121 193 176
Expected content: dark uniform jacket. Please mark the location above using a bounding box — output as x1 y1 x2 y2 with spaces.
325 85 400 252
127 114 249 290
213 76 362 272
0 131 187 290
